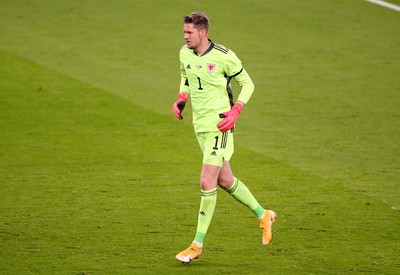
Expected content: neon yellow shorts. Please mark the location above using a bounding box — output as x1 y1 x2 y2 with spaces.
195 131 234 167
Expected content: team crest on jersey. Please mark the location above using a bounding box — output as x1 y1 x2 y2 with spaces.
207 63 216 73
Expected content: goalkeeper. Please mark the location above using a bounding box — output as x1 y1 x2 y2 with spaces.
173 11 277 264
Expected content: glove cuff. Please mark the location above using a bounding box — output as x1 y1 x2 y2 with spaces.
232 102 244 114
177 92 188 103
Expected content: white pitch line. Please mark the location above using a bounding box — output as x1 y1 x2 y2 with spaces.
365 0 400 12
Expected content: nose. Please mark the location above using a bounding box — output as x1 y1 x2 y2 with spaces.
184 32 189 39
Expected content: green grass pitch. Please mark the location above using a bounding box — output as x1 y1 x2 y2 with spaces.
0 0 399 274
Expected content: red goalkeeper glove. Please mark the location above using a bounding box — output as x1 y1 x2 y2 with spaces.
217 102 244 132
172 92 188 120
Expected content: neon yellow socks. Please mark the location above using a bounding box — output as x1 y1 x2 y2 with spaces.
194 188 217 244
194 179 264 244
227 178 264 218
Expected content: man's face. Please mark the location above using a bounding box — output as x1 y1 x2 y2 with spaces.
183 23 206 50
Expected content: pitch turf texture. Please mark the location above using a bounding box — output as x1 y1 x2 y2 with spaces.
1 0 399 274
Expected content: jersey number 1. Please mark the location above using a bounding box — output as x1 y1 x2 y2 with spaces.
197 77 203 90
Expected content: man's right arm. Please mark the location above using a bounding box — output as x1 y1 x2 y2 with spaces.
179 62 190 95
173 62 190 120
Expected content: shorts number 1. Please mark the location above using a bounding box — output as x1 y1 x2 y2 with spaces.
213 136 219 150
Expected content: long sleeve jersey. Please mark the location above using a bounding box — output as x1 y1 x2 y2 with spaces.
179 40 254 132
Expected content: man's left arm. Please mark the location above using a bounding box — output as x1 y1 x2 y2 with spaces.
217 69 254 132
234 68 254 105
217 51 255 132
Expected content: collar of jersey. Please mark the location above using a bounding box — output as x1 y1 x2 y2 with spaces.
193 39 214 56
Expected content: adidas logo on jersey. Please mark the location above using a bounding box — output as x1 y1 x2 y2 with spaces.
186 64 191 69
210 151 217 156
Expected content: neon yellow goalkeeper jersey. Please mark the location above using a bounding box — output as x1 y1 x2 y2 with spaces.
179 40 254 133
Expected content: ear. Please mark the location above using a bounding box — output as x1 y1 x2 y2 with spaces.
200 28 207 37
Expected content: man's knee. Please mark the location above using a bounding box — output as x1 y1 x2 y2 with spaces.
200 174 217 190
217 174 234 190
200 164 221 190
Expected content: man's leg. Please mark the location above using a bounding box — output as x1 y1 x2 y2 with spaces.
194 164 221 244
218 161 277 245
218 161 264 218
176 164 220 263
